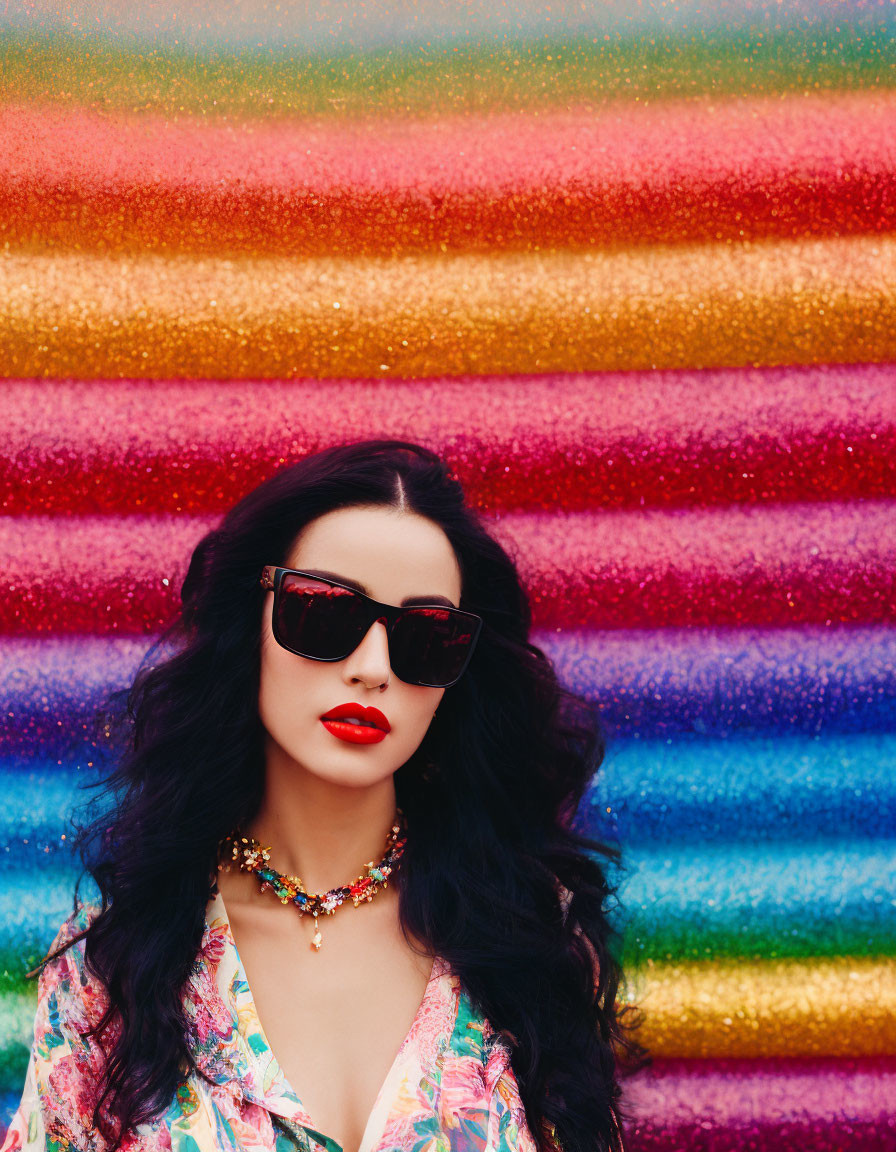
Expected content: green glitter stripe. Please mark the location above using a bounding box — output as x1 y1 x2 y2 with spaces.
619 908 896 967
3 895 894 1005
1 26 894 120
0 988 38 1092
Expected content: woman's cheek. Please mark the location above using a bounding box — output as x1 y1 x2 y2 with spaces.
258 665 310 748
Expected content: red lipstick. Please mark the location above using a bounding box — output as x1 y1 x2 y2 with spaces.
320 702 391 745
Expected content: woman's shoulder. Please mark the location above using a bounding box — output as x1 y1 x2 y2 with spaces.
33 900 110 1024
56 898 102 938
41 899 103 964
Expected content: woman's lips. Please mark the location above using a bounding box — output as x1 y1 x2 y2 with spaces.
320 702 390 745
320 719 387 744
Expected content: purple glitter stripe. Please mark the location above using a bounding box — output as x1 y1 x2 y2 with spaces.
1 626 893 758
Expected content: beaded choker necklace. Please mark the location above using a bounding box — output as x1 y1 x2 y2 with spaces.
218 809 407 951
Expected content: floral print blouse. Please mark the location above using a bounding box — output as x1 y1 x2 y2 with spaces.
1 890 539 1152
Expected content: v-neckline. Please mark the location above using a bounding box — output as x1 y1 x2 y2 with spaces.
208 887 444 1152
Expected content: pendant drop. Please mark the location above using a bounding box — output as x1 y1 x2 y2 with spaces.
311 914 322 951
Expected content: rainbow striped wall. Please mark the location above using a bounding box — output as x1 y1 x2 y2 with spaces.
2 4 895 1148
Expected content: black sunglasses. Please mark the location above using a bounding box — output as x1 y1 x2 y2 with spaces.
260 566 483 688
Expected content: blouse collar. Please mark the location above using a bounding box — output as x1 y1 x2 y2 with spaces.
185 889 316 1124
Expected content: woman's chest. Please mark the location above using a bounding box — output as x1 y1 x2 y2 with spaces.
228 898 435 1152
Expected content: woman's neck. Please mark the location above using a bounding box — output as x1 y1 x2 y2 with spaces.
237 747 400 896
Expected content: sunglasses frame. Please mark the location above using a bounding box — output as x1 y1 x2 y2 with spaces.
259 565 483 688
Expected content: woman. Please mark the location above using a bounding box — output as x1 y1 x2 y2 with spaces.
2 440 637 1152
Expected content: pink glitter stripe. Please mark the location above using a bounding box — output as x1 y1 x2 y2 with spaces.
2 502 893 633
628 1057 896 1124
1 91 894 251
1 364 892 514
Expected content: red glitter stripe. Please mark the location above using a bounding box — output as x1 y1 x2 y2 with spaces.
1 502 893 633
1 92 894 253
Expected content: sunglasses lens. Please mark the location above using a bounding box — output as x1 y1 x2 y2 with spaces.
272 571 480 685
276 573 368 659
390 607 478 686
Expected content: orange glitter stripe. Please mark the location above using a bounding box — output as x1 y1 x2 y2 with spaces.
1 234 895 379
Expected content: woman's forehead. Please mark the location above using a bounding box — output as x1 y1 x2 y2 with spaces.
286 506 462 603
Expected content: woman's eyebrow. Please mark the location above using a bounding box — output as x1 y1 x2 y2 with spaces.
300 568 457 608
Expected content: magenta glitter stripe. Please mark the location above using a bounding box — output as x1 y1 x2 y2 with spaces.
625 1056 896 1151
626 1120 893 1152
0 363 892 515
628 1056 896 1124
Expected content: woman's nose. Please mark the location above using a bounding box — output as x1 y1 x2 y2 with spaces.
343 617 391 689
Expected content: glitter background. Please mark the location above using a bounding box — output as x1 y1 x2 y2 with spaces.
1 1 895 1147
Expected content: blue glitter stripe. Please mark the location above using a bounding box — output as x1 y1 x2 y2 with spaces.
2 839 893 972
582 732 896 844
3 732 896 859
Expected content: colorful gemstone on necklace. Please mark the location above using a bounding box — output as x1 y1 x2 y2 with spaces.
219 809 407 953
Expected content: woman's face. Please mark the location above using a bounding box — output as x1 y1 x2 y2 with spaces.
258 504 463 790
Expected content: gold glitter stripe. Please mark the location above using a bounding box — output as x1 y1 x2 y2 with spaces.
630 956 896 1059
2 234 895 378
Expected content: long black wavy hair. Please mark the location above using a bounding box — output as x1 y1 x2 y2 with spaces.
35 439 642 1151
